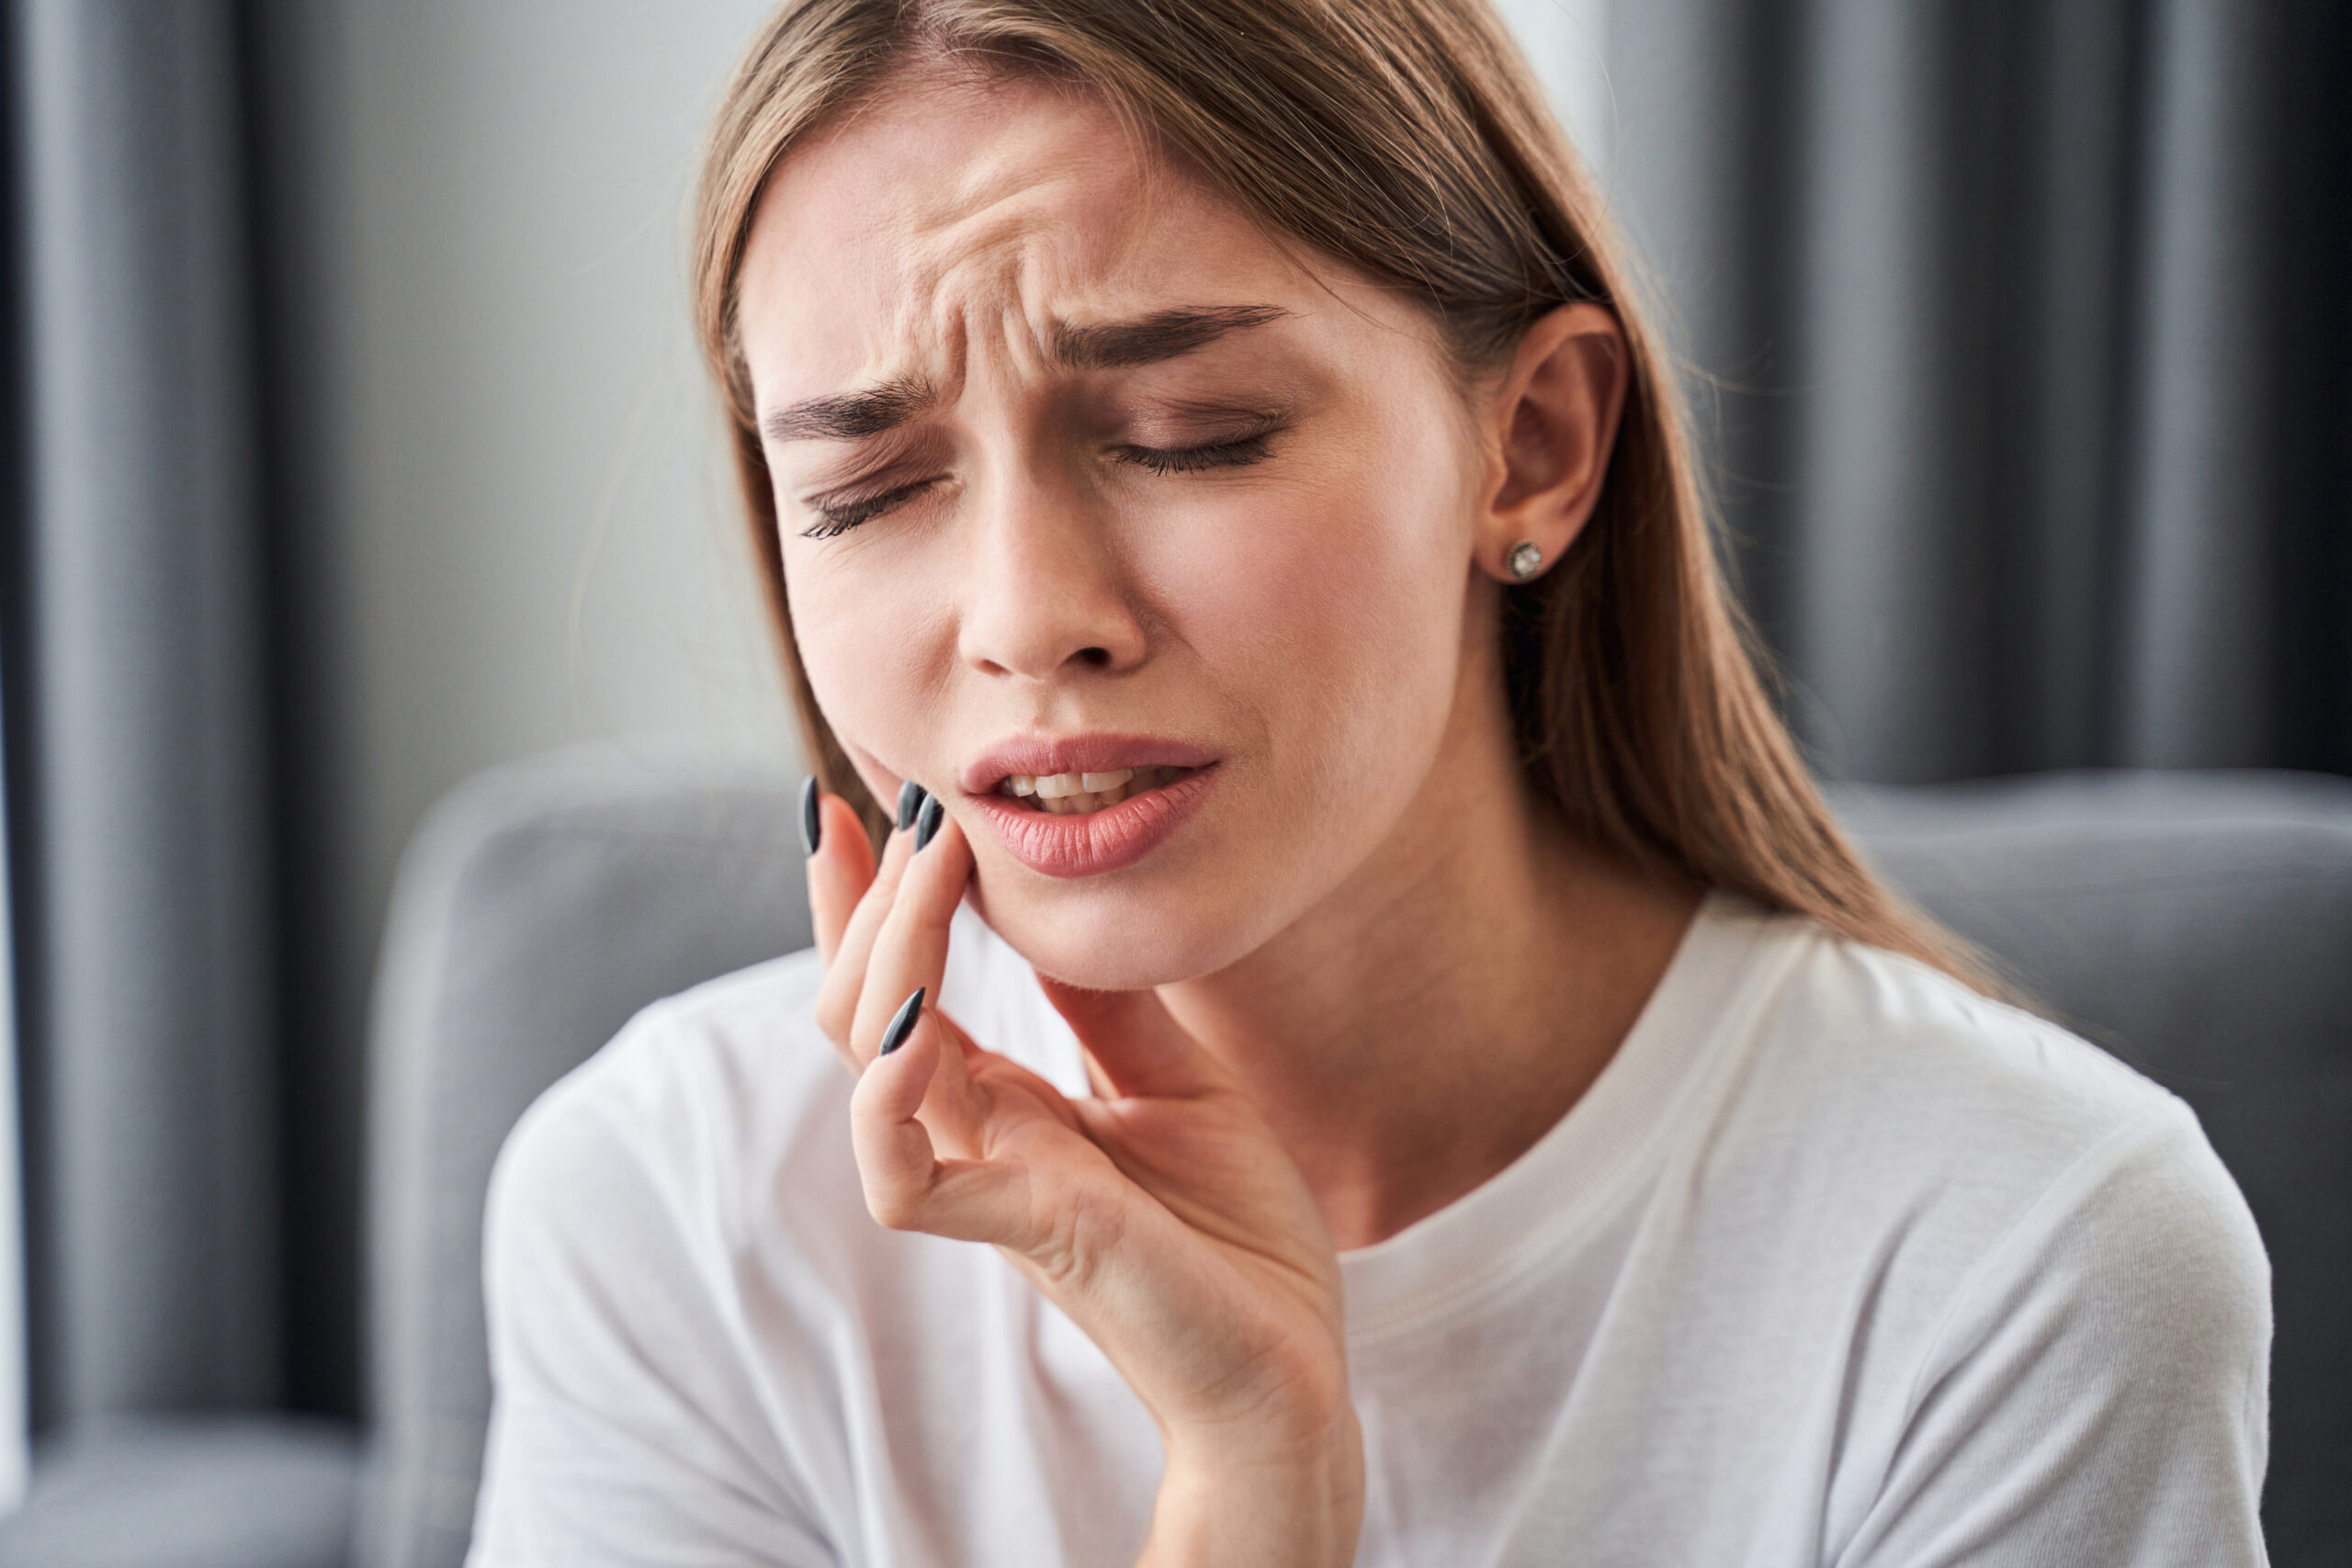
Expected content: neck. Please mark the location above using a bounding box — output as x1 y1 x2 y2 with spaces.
1157 700 1698 1252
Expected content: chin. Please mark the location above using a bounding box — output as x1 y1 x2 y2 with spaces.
968 874 1265 991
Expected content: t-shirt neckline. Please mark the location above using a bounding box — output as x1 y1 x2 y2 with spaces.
981 892 1790 1343
1334 892 1783 1341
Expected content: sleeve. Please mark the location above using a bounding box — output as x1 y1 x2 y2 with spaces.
466 1039 836 1568
1838 1100 2272 1568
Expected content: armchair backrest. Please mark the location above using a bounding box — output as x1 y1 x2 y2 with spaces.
358 746 811 1568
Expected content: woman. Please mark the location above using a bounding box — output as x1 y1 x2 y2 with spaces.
470 2 2269 1563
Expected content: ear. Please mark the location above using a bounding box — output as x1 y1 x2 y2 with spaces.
1476 303 1627 584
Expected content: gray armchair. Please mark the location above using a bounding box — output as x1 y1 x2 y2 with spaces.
345 750 2350 1568
356 748 814 1568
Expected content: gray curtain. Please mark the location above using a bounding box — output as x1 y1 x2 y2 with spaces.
6 0 282 1427
1604 0 2351 784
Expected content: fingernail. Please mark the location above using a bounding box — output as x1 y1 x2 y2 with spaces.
914 791 944 851
878 986 925 1056
799 776 823 856
896 779 925 833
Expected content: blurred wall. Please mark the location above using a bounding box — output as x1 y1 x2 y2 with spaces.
326 0 795 864
254 0 795 1413
1497 0 1614 182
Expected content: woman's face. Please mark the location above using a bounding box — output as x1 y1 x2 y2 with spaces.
738 73 1511 989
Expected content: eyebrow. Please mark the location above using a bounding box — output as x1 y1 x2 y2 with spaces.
758 303 1291 444
1050 303 1291 370
761 375 936 443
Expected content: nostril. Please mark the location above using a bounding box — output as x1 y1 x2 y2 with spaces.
1074 646 1112 668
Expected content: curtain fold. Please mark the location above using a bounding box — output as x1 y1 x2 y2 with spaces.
2117 0 2271 764
1604 0 2352 784
7 0 280 1426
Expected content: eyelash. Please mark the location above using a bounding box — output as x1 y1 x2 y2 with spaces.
799 433 1276 538
1116 432 1274 476
802 480 938 539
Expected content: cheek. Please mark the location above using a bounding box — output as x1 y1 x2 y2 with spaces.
785 543 954 777
1142 435 1472 781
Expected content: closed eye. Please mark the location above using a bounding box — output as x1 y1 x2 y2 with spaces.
798 432 1276 539
800 477 942 538
1116 433 1274 475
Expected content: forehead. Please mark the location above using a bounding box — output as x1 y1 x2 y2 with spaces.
735 73 1323 400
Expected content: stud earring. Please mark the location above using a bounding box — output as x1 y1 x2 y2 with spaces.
1505 540 1544 581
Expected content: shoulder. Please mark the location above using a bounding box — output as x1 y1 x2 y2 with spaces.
486 946 854 1276
1700 903 2268 1370
485 907 1079 1299
1708 919 2276 1559
472 951 850 1556
478 948 869 1465
1725 905 2234 1203
491 945 837 1190
1682 909 2270 1558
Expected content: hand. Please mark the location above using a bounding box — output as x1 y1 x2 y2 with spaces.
805 788 1364 1566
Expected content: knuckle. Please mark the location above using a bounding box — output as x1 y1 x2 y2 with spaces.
865 1184 925 1232
812 985 853 1046
1029 1185 1126 1293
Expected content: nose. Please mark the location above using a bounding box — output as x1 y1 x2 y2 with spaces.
956 466 1148 682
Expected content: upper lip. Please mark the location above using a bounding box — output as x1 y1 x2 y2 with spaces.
959 732 1221 795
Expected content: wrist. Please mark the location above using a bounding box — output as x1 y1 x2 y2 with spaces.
1142 1407 1364 1568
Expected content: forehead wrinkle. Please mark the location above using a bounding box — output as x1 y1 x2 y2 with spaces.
893 205 1114 396
845 118 1272 412
888 130 1159 341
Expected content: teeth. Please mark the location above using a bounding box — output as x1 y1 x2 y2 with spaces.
1031 767 1137 798
999 765 1187 815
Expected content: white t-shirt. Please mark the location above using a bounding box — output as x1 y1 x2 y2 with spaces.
469 894 2271 1567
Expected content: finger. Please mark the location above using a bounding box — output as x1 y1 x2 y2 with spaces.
849 806 974 1067
814 820 918 1060
848 1005 1036 1245
849 995 946 1227
806 789 877 965
1036 976 1233 1101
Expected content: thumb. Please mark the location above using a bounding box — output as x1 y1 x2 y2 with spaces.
1036 975 1228 1101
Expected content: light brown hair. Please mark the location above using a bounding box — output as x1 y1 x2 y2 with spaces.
692 0 1987 986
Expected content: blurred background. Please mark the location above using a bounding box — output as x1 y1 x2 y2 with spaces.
0 0 2340 1562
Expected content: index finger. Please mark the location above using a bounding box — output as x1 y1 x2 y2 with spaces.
803 784 878 964
849 808 975 1066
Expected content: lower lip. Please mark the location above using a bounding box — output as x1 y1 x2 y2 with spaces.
968 767 1220 878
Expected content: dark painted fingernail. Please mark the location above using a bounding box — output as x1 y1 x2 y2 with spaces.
896 779 925 833
799 776 822 856
878 986 925 1055
914 791 945 851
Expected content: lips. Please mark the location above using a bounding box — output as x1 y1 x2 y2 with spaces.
958 733 1222 878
